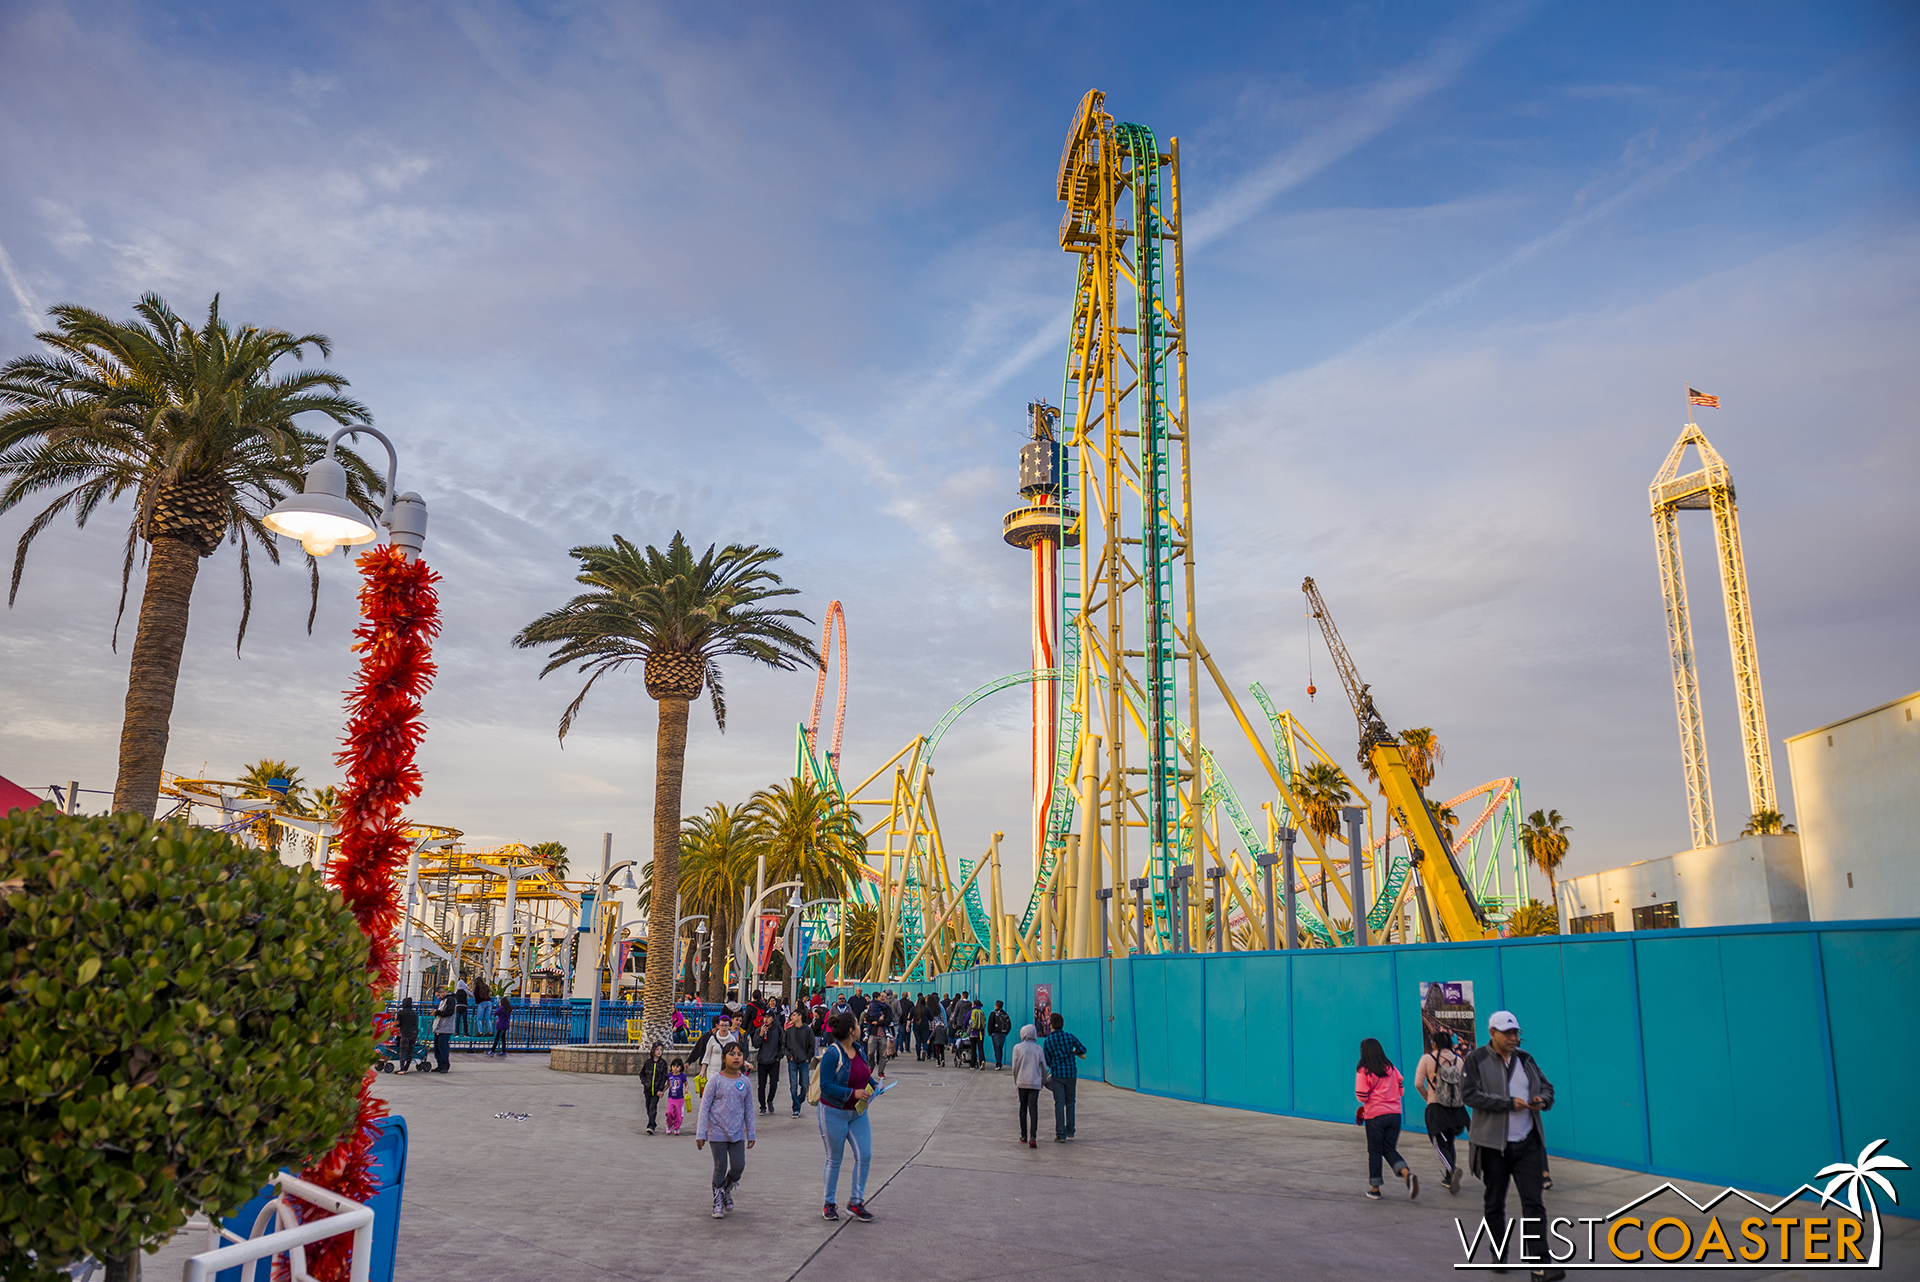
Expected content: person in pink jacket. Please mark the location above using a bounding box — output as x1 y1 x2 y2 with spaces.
1356 1037 1417 1200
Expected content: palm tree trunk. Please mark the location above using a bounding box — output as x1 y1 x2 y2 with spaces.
639 695 690 1047
705 906 729 1004
112 537 202 817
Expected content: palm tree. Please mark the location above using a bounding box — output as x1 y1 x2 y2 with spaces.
239 758 310 815
837 902 903 979
1399 727 1444 789
747 776 867 901
1504 899 1559 937
1519 809 1573 907
1295 762 1352 844
529 840 569 880
309 785 343 825
1427 802 1460 848
1741 809 1797 836
1817 1139 1910 1235
678 802 763 1002
0 295 380 818
513 533 818 1044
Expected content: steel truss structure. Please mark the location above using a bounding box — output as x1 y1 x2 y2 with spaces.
1650 420 1776 848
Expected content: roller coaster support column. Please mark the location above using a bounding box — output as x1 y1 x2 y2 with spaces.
1075 735 1102 959
1130 878 1149 954
1061 833 1080 960
1206 866 1226 952
1256 848 1279 951
1344 809 1367 948
1170 865 1193 953
1096 888 1113 958
1281 830 1298 950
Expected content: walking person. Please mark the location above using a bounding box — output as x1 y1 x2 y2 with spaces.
663 1057 689 1135
431 987 455 1072
1462 1012 1564 1281
967 1001 987 1070
1414 1031 1469 1194
641 1042 669 1135
864 1005 890 1081
1041 1012 1087 1141
817 1011 877 1223
490 994 513 1057
393 997 418 1072
1010 1024 1045 1147
928 1011 948 1067
784 1007 817 1118
695 1042 757 1218
987 1001 1012 1071
1356 1037 1417 1200
454 977 471 1037
754 1014 783 1114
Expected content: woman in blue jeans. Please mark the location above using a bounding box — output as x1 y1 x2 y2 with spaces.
1356 1037 1417 1200
817 1011 877 1223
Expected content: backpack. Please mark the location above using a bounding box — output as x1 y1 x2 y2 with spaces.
1432 1049 1465 1108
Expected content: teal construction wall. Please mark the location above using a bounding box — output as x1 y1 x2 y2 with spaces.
909 920 1918 1214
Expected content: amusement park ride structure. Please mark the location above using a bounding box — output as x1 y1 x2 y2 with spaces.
783 89 1538 982
1650 416 1776 849
156 89 1570 995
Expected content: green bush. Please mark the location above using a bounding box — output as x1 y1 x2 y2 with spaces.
0 808 377 1278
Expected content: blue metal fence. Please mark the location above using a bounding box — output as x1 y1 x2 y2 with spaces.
932 919 1920 1217
381 999 728 1052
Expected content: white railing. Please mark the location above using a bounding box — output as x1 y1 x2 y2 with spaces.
181 1173 373 1282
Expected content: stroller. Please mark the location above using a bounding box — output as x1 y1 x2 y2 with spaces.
376 1009 431 1073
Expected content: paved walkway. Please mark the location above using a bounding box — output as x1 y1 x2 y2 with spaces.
144 1052 1913 1280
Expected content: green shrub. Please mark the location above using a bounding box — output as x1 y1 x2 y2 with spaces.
0 808 377 1278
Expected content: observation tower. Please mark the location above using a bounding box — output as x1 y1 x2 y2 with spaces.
1003 401 1076 870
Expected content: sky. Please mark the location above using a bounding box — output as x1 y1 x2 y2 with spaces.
2 1 1915 916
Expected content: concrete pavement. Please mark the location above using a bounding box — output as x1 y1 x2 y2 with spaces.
142 1051 1914 1281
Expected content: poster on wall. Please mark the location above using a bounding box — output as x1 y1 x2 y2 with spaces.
1418 980 1477 1053
1033 982 1053 1037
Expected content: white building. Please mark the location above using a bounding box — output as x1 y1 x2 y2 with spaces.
1556 834 1809 933
1783 691 1920 921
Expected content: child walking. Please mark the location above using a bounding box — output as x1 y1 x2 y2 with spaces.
663 1058 689 1136
1356 1037 1417 1200
695 1042 757 1218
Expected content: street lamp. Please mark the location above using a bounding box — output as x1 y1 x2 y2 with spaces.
264 425 428 562
674 915 709 1001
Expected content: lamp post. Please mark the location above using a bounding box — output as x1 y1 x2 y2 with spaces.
674 916 709 1001
736 879 803 1002
263 425 428 562
785 895 836 1006
582 850 641 1043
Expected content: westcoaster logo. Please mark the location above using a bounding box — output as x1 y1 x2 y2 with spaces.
1453 1141 1908 1270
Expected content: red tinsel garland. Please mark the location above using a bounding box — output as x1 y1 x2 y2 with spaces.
293 546 440 1281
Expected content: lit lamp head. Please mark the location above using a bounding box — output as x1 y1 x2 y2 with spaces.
264 455 379 557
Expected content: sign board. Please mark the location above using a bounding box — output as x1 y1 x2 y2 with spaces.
1417 979 1477 1053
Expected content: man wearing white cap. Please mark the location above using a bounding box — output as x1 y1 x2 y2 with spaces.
1460 1010 1563 1282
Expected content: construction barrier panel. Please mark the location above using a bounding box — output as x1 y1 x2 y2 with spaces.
927 919 1919 1215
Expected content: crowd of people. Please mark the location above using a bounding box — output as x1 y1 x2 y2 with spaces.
390 976 1566 1279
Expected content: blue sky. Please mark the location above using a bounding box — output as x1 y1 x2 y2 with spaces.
2 1 1915 906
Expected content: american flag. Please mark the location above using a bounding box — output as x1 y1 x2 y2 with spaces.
1687 387 1720 408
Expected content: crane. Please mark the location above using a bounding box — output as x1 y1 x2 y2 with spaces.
1300 578 1494 942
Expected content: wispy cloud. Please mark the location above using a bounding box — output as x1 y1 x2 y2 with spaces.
1186 0 1537 250
1356 81 1826 348
0 233 42 331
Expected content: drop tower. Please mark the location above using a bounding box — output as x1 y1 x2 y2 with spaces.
1002 401 1076 871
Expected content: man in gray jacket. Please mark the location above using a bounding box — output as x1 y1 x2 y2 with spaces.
783 1008 817 1118
1460 1010 1564 1282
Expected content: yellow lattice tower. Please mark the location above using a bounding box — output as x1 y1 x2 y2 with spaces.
1650 419 1777 848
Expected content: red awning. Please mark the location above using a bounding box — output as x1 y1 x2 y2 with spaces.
0 774 48 815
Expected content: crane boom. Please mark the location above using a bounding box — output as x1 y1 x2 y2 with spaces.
1300 578 1493 941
